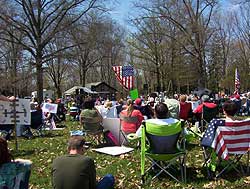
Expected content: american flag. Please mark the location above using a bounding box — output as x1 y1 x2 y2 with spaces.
235 68 240 94
112 66 134 90
202 119 250 160
201 119 221 147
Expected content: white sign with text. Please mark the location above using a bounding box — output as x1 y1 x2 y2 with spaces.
0 99 31 125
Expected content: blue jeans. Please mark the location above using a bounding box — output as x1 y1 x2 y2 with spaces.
97 174 115 189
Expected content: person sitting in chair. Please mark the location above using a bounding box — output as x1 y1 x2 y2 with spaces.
193 95 217 121
201 100 238 147
145 102 180 154
0 137 32 188
120 99 144 134
80 97 103 132
134 98 154 119
149 102 179 125
179 95 192 121
52 135 115 189
99 100 117 118
193 95 217 114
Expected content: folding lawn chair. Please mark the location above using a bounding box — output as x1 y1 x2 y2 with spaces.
0 161 32 189
141 120 186 184
119 115 140 146
29 109 47 136
0 124 14 140
201 119 250 179
81 116 104 145
200 105 218 132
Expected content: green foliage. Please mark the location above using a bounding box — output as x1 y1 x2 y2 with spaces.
8 120 250 189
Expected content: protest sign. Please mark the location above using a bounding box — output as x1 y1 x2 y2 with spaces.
129 88 139 100
42 103 58 114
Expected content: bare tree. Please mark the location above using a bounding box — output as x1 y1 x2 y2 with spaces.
132 0 218 88
45 34 71 98
232 3 250 91
0 0 98 103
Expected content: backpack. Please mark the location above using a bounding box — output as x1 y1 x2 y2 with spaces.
103 130 119 146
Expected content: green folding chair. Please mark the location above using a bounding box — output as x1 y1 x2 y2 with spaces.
141 120 186 184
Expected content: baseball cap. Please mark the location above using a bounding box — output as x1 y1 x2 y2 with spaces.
134 98 142 105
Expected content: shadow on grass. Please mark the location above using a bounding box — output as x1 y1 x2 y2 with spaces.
144 165 207 184
191 164 250 183
31 132 64 139
217 165 250 181
186 142 200 151
11 149 35 157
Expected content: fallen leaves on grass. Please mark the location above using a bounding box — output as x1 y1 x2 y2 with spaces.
203 182 214 188
244 176 250 184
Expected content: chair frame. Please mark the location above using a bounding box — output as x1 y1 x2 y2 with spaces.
202 147 246 179
141 120 186 184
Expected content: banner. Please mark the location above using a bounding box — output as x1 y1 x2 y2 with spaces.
0 99 31 125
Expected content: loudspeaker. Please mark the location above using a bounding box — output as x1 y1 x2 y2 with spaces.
79 89 84 94
91 86 96 91
75 89 79 95
156 86 161 92
143 84 148 91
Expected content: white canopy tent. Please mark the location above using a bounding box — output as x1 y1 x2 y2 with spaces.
64 86 97 96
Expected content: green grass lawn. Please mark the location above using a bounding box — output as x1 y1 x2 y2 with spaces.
8 120 250 189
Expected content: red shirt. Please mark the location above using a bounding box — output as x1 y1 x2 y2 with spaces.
193 102 217 114
120 109 144 133
179 102 192 120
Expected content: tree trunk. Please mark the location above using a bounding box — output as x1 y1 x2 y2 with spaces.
36 56 43 103
156 66 161 92
80 69 86 87
56 87 62 98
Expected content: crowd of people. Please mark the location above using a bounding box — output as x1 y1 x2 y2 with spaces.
1 91 250 188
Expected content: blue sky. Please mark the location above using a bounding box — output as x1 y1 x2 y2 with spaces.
109 0 135 30
110 0 237 31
